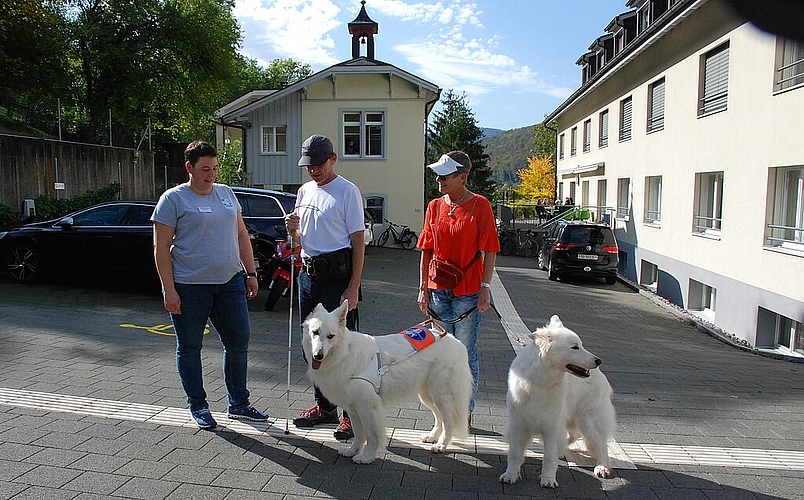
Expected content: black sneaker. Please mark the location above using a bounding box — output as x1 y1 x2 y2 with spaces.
191 408 217 429
333 416 354 441
292 404 339 427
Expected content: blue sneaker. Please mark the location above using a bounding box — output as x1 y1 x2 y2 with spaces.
191 408 217 429
228 405 268 422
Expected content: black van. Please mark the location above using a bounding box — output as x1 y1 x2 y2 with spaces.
537 220 619 284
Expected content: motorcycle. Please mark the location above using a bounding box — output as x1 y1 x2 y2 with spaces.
263 234 302 311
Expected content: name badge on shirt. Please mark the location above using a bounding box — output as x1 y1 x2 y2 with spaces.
198 206 212 213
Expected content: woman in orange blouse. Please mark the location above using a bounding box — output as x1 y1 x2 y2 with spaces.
417 151 500 420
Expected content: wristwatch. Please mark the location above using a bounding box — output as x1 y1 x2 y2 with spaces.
246 272 258 279
480 282 491 289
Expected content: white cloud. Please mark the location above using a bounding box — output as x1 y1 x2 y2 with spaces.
368 0 483 27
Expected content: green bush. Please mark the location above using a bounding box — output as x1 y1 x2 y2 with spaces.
1 183 123 225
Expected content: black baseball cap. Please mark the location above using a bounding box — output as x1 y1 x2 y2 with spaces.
298 134 334 166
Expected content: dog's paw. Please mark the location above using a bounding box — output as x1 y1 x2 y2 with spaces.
540 476 558 488
594 465 612 478
339 445 359 458
352 452 376 464
430 443 446 453
498 471 520 484
420 432 437 444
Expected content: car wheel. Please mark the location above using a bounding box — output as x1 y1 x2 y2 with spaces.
537 251 547 270
605 275 617 285
400 232 418 250
6 242 42 283
264 277 288 311
547 259 558 281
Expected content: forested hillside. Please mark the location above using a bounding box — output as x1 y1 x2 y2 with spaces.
482 125 535 186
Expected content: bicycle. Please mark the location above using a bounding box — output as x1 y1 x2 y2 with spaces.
377 219 418 249
498 225 517 256
514 229 539 258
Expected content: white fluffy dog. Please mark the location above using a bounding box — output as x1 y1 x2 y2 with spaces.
301 300 472 464
499 315 616 488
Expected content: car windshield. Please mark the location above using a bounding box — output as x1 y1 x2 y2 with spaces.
563 227 613 245
70 205 130 226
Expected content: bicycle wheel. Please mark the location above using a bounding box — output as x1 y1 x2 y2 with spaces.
378 228 390 247
500 235 516 256
400 231 418 250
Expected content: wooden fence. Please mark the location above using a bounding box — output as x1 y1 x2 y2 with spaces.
0 134 155 214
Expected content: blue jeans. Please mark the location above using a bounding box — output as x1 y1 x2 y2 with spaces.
171 273 252 413
429 289 482 413
298 269 358 411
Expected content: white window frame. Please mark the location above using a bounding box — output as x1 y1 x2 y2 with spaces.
698 42 729 116
774 37 804 93
640 260 658 292
261 125 287 154
766 165 804 252
617 177 630 219
582 119 591 153
599 109 609 148
570 127 577 157
692 171 724 237
619 96 633 142
559 133 565 160
688 279 717 323
647 77 665 132
342 110 385 159
644 175 662 225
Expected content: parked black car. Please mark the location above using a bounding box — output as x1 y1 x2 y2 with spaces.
537 220 619 284
1 201 158 284
231 187 297 282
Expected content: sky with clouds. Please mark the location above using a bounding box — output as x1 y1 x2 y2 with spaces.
233 0 629 131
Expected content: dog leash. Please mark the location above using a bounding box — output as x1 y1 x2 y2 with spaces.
427 302 501 325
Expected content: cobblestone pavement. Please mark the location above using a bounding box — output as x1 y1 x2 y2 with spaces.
0 246 802 499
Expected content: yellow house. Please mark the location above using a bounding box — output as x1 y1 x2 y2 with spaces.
215 3 441 234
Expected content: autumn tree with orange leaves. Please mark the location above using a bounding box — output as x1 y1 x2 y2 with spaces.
514 154 555 202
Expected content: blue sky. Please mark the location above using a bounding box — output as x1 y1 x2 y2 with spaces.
234 0 629 131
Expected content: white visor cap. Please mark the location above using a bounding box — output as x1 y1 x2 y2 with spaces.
427 154 468 176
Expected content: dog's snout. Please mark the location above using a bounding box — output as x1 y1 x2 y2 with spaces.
313 352 324 361
594 358 601 367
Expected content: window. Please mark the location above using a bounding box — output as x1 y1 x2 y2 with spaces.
647 77 665 132
688 279 717 323
343 111 384 158
774 37 804 92
559 133 565 160
693 171 723 236
644 175 662 225
261 126 287 154
619 96 633 141
581 181 590 208
570 127 577 156
597 179 608 216
617 178 630 219
599 109 609 148
582 119 591 153
766 166 804 251
758 307 803 354
640 260 658 292
699 42 729 116
365 196 385 228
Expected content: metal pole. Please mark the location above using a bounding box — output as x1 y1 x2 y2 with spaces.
58 98 62 141
285 232 297 434
109 109 112 147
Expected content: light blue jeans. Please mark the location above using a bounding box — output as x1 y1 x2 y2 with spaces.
428 289 482 413
171 273 252 413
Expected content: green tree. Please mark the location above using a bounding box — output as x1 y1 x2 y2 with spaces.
531 121 557 159
426 90 494 202
230 57 312 97
217 139 246 186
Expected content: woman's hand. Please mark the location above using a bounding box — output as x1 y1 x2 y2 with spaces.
417 288 430 315
477 287 492 313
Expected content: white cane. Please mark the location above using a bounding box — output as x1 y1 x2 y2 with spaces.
285 230 296 434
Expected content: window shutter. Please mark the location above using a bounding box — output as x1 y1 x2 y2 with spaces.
599 110 609 147
620 97 632 141
700 44 729 115
648 78 665 131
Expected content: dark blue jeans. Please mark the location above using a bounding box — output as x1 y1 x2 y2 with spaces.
298 269 358 412
171 273 252 413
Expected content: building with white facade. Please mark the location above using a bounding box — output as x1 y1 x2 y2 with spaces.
545 0 804 355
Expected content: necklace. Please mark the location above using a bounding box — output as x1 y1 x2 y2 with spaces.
447 191 471 217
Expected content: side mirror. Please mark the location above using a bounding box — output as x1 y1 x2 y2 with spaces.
58 217 75 230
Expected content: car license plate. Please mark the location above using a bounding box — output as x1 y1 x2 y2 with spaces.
577 254 598 260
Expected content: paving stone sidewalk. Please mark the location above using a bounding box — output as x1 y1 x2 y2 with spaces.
0 246 802 499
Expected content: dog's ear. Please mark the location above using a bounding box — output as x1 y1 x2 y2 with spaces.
336 299 349 329
534 330 553 351
547 315 563 329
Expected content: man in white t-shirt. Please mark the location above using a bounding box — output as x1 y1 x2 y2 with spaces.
286 134 365 441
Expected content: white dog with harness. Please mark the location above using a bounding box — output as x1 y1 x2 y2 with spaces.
302 300 473 464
